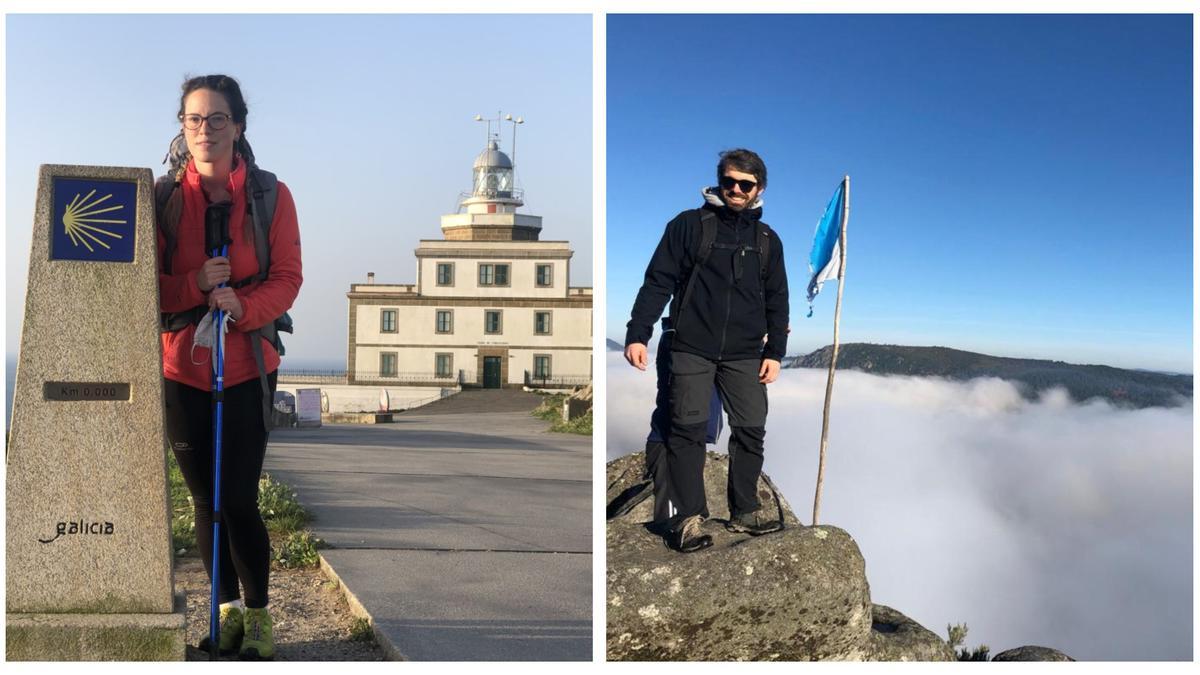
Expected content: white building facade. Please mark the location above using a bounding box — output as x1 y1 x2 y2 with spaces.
347 131 592 388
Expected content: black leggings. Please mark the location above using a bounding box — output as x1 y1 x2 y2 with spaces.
165 373 276 608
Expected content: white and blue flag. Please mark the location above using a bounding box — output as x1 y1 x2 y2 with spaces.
806 179 847 317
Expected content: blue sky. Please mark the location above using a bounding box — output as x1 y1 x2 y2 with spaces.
6 13 592 369
607 14 1192 373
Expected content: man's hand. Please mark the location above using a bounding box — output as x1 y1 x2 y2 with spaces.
625 343 649 370
759 358 780 384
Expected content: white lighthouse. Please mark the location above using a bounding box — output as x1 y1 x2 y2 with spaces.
442 116 543 241
346 115 593 389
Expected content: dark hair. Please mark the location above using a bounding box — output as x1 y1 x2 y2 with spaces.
161 74 257 243
165 74 256 179
717 148 767 190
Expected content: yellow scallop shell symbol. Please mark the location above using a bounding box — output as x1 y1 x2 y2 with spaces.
62 189 126 252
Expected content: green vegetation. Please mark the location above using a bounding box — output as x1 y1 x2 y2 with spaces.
532 393 592 435
271 530 325 569
167 453 196 554
531 393 568 422
947 623 990 662
167 453 321 568
349 617 375 643
552 410 593 435
258 472 311 534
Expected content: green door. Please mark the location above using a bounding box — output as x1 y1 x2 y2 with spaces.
483 357 502 389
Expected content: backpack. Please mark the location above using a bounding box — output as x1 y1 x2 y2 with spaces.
155 167 294 429
668 209 773 323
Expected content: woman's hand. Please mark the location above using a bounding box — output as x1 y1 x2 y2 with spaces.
207 287 244 321
196 256 231 291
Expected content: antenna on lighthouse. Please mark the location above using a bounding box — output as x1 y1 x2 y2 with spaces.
508 115 524 178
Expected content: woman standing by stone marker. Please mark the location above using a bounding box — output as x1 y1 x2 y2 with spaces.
156 74 302 660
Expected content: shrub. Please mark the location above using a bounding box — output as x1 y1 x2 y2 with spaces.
259 472 311 534
947 623 990 661
349 617 375 642
531 393 568 422
272 530 325 569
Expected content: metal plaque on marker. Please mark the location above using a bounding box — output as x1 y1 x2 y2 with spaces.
43 382 131 402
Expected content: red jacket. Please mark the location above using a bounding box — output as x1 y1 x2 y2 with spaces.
159 158 303 391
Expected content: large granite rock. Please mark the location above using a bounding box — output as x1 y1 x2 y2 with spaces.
607 450 799 526
991 645 1075 661
606 451 952 662
867 604 956 661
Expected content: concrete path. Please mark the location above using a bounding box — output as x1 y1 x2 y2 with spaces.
263 389 591 661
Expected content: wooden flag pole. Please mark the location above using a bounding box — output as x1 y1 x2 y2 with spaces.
812 175 850 526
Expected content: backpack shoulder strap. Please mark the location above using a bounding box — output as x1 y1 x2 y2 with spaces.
245 168 278 283
243 167 283 431
154 175 179 274
673 209 718 320
695 209 718 266
155 175 209 331
756 220 772 282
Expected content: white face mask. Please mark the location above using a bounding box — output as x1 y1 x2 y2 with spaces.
190 310 235 371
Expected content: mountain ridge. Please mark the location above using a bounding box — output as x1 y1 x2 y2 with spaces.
786 343 1191 409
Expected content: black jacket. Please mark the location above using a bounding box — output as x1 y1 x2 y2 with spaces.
626 191 789 361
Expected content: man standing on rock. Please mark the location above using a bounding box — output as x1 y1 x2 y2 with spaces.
624 148 789 553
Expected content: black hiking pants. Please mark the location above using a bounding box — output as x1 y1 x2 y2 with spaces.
666 351 768 528
645 329 724 522
165 372 277 608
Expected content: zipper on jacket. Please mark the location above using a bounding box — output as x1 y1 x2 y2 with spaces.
718 222 741 360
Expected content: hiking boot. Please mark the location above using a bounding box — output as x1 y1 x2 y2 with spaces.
672 514 713 553
238 607 275 661
198 604 243 656
726 510 784 536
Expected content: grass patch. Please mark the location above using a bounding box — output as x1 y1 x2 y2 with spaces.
349 617 375 643
167 453 196 555
551 410 592 435
167 454 315 565
532 393 591 435
272 530 326 569
531 393 568 422
259 472 312 534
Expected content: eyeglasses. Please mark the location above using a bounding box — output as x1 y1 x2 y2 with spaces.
180 112 232 130
719 175 758 193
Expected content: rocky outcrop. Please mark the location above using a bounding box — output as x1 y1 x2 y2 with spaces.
606 451 954 661
991 646 1075 661
867 604 955 661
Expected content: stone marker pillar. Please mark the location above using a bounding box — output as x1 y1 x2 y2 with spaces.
6 165 185 660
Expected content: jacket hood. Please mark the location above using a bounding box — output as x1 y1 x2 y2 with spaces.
700 184 763 219
702 186 764 211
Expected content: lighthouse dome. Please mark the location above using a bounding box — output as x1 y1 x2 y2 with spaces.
474 140 513 170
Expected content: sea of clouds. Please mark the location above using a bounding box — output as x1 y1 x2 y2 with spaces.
606 352 1193 660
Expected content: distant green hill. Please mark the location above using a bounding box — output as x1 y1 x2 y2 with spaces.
786 344 1191 409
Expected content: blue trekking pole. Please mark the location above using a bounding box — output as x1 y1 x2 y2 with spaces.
204 202 232 660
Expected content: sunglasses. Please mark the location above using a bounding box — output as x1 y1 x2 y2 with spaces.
719 175 758 193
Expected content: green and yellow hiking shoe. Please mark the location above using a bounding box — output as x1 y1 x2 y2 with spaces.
198 605 243 655
239 607 275 661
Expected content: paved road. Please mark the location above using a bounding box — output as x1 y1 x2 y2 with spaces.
263 389 592 661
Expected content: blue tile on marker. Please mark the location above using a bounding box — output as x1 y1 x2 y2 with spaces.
50 178 137 263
